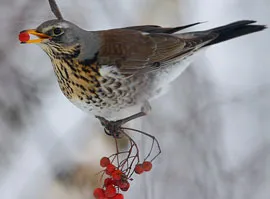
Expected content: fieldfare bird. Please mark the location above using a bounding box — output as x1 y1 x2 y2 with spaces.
19 0 266 130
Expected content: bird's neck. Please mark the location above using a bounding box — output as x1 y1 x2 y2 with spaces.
41 43 81 60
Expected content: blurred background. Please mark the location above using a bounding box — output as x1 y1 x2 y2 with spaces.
0 0 269 198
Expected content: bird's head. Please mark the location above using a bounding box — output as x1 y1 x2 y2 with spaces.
20 19 86 58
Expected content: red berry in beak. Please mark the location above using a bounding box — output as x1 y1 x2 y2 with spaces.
18 31 30 43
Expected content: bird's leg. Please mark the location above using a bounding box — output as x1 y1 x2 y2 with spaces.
96 102 151 138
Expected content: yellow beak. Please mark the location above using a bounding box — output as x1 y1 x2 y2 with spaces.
20 29 51 44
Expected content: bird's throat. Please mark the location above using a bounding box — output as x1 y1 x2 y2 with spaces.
52 57 102 102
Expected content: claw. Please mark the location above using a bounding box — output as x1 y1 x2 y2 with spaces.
96 116 122 138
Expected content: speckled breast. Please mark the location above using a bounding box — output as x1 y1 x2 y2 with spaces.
51 58 151 114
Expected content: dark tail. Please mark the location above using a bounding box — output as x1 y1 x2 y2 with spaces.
204 20 266 47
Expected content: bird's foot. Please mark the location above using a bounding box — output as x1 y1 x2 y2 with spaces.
96 101 151 138
96 116 123 138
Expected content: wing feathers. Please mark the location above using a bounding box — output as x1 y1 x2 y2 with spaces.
122 22 204 34
94 20 265 77
98 28 213 75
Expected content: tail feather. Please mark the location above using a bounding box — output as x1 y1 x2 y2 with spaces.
204 20 266 47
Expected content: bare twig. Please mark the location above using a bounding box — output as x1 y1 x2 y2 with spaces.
48 0 64 20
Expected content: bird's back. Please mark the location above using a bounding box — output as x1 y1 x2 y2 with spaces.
47 20 266 119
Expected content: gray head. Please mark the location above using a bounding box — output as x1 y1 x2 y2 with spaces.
20 0 101 60
36 19 84 45
21 19 88 58
22 19 86 44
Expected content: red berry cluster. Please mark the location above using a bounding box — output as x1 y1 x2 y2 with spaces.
93 126 161 199
93 187 123 199
93 157 153 199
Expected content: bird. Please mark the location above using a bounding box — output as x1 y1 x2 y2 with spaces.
19 0 266 131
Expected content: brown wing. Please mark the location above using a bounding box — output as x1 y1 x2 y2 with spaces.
97 29 217 76
121 22 203 34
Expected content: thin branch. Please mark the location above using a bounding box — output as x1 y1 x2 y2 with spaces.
48 0 64 20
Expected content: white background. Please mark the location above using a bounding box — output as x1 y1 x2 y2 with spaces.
0 0 269 199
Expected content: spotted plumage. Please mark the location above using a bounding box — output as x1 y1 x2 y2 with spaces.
21 18 266 120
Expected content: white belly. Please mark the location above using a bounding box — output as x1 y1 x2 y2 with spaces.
69 59 192 120
149 58 191 99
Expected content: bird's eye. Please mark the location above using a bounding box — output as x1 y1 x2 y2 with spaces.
53 27 63 36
